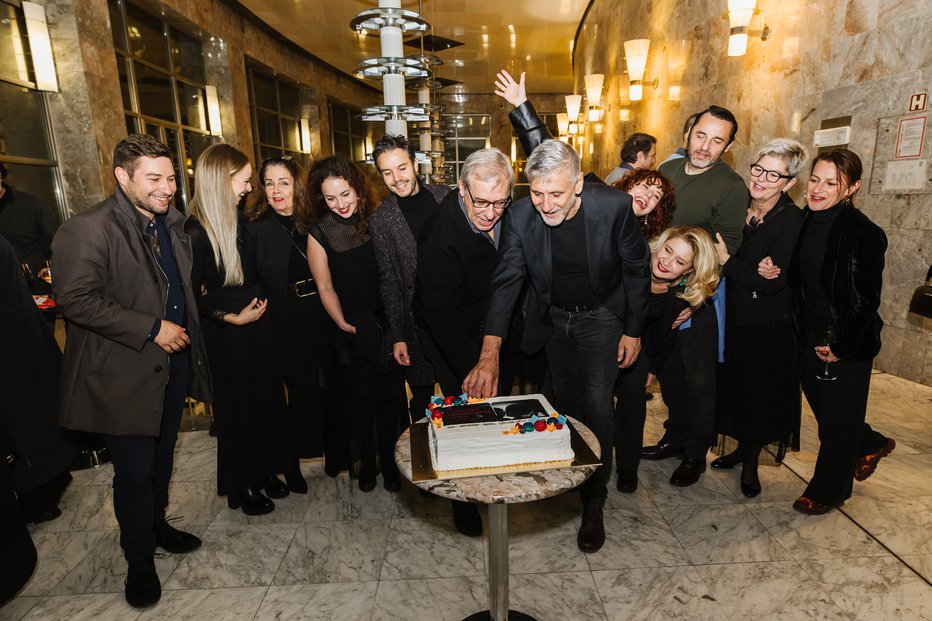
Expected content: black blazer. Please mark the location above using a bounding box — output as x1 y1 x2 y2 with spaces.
483 181 651 354
249 214 301 336
722 192 803 327
412 191 500 381
791 201 887 360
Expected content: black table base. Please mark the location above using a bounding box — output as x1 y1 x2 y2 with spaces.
463 611 536 621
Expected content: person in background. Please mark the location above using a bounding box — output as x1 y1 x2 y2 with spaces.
52 135 211 608
0 161 57 282
413 147 515 536
186 143 291 516
369 135 451 429
614 227 719 492
659 113 700 166
246 155 324 492
611 169 676 241
604 132 658 184
780 149 894 514
305 155 404 493
711 138 807 498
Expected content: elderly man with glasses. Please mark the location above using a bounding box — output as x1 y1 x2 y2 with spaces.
412 147 515 537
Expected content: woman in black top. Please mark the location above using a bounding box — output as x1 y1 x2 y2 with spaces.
711 139 807 498
304 156 403 492
246 156 326 493
614 226 720 492
777 149 893 514
185 143 291 515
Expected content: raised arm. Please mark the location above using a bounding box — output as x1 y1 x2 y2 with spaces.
495 69 552 158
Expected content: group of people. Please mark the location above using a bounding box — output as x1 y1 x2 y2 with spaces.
17 66 892 609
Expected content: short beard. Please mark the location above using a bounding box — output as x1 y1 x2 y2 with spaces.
687 154 716 170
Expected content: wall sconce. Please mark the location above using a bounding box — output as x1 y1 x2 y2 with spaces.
22 2 58 92
727 0 771 57
623 39 656 101
300 118 312 154
667 40 689 102
619 107 631 122
584 73 604 122
565 94 582 123
568 121 579 135
556 113 569 136
205 85 223 137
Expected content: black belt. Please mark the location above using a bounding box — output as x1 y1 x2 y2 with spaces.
554 303 602 313
289 279 318 297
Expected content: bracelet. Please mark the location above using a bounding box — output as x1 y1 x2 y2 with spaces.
211 308 228 322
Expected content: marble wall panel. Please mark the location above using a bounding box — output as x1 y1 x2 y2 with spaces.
573 0 932 384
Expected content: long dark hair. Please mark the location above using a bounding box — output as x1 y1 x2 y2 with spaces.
301 155 377 236
614 169 676 240
245 156 312 224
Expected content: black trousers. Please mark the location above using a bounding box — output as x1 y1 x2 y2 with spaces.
614 351 651 474
103 352 188 561
658 304 718 459
800 350 888 505
282 292 325 461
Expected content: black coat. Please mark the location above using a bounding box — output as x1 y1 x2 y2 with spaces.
412 191 500 381
723 192 803 327
791 201 887 360
483 182 651 354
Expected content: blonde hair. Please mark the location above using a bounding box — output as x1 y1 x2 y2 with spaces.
188 143 251 286
650 225 720 308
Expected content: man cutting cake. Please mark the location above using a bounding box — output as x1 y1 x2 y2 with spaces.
463 139 651 553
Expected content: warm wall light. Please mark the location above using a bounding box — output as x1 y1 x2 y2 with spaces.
584 74 604 107
300 118 312 153
623 39 651 101
565 94 582 122
205 85 223 137
667 40 689 101
556 113 569 136
619 107 631 122
727 0 771 57
22 2 58 92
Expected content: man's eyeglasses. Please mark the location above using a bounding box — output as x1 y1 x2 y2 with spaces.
750 163 792 183
465 184 512 212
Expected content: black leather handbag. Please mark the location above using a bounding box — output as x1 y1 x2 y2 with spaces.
908 265 932 319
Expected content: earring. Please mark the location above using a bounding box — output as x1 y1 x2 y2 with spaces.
680 275 689 285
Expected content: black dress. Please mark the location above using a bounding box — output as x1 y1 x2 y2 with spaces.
310 211 403 483
185 215 290 496
715 193 803 464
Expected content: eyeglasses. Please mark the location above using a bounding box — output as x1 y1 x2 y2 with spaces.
750 163 792 183
465 184 512 212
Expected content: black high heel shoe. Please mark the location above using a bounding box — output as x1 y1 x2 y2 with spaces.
263 476 289 499
740 465 762 498
284 471 308 494
227 487 274 515
710 449 742 470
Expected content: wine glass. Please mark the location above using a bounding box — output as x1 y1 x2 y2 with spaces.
816 326 837 381
41 259 52 284
21 262 34 284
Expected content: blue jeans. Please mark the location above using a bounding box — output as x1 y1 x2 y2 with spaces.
545 306 624 504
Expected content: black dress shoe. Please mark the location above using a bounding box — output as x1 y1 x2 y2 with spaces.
452 500 482 537
577 502 605 553
383 475 401 492
125 556 161 608
264 476 290 499
710 450 742 470
283 471 308 494
740 466 762 498
641 440 684 461
616 471 638 494
227 487 274 515
670 457 706 487
154 517 202 553
31 506 62 525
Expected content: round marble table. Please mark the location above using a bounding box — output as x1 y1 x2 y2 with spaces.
395 417 601 621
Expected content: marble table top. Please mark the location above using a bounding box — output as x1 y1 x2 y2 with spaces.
395 416 601 505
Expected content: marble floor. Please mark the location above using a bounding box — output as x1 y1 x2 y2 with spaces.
3 370 931 621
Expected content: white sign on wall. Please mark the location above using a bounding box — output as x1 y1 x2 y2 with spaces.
884 159 927 191
895 116 926 158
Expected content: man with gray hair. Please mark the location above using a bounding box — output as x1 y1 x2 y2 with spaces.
413 147 515 537
464 139 651 553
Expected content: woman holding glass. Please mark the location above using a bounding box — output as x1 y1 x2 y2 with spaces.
711 139 806 498
303 155 403 492
772 148 894 514
186 144 291 515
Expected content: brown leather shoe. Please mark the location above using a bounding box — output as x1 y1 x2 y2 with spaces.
854 438 895 481
792 495 842 515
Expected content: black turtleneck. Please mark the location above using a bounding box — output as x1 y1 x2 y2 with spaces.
397 184 436 240
799 203 843 345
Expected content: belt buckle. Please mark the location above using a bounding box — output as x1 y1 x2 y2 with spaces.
293 279 317 298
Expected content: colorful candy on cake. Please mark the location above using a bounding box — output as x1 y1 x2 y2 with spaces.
425 394 574 472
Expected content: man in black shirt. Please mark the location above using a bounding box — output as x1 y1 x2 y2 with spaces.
369 136 451 438
0 162 57 280
464 139 651 553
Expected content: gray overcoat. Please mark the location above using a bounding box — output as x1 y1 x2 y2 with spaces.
51 189 211 436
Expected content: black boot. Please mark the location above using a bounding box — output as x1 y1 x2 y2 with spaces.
670 457 706 487
577 501 605 553
125 557 161 608
154 517 202 553
740 446 762 498
227 487 274 515
284 470 308 494
263 476 290 499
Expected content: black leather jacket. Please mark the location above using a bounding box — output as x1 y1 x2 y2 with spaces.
792 200 887 360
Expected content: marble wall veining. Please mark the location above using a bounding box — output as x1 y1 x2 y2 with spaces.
572 0 932 385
